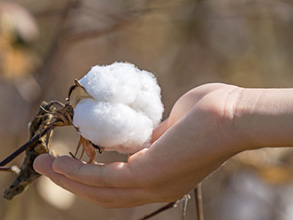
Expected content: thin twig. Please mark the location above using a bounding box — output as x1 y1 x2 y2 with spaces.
0 165 20 174
0 125 55 166
137 195 191 220
0 167 14 172
137 202 176 220
181 194 191 220
194 184 204 220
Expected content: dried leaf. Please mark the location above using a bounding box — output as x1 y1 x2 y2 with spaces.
1 80 104 199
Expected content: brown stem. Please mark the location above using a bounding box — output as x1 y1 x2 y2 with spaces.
137 202 176 220
0 125 55 166
194 184 204 220
0 167 13 172
0 167 15 172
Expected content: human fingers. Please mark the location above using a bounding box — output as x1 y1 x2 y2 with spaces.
33 153 56 175
150 88 202 143
33 155 92 193
34 154 153 208
51 155 138 188
151 119 169 143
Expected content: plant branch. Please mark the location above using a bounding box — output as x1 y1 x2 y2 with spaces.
0 165 20 174
0 125 55 167
194 184 204 220
137 202 176 220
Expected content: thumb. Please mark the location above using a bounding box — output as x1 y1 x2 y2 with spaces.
151 119 169 143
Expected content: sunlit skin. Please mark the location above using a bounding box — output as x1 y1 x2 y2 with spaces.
34 83 293 208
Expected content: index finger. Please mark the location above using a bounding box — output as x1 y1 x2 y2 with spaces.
34 153 147 189
55 155 139 188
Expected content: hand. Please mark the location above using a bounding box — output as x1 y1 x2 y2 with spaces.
33 83 245 208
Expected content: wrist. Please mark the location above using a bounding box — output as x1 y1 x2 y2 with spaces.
233 87 293 151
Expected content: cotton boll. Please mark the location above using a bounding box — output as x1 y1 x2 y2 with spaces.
131 91 163 126
79 63 140 104
73 98 154 153
72 62 164 154
130 70 163 125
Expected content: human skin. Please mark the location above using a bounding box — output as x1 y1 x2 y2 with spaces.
33 83 293 208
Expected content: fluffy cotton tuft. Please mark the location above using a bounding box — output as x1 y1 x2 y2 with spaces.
73 62 164 154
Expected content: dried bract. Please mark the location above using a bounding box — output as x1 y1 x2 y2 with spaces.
3 101 56 200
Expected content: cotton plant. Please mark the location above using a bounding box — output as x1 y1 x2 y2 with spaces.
0 62 164 199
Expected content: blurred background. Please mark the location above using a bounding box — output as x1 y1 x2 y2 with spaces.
0 0 293 219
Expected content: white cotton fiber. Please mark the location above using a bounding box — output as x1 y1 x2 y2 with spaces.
73 62 164 154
